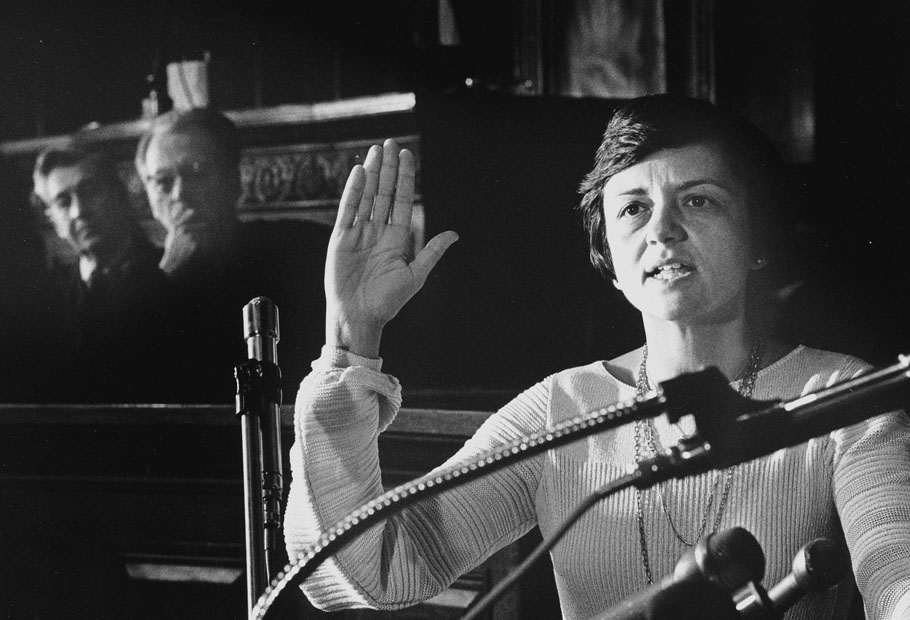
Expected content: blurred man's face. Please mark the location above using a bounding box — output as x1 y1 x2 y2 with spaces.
141 128 240 238
38 162 129 256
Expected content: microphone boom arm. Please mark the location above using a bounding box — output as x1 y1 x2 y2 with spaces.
641 353 910 479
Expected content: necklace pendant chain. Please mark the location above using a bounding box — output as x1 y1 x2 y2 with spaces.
633 337 764 585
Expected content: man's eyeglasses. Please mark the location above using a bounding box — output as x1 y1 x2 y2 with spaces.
144 160 217 194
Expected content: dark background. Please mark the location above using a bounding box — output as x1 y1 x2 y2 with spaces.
1 0 909 397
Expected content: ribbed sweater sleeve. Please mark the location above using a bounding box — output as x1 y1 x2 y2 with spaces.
284 346 546 612
831 360 910 619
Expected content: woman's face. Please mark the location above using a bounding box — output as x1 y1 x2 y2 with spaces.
602 142 756 325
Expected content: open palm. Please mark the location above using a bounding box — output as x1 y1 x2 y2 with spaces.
326 140 458 356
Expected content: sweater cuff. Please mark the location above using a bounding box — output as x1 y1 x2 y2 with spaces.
309 345 401 433
314 344 384 372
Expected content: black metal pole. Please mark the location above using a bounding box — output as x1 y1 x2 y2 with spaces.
236 297 284 611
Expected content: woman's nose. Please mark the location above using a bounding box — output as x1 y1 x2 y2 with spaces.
645 202 687 245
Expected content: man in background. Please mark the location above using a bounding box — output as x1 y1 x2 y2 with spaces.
135 108 329 402
32 147 168 402
135 108 241 282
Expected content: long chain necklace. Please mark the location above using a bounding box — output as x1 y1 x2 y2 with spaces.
633 338 763 585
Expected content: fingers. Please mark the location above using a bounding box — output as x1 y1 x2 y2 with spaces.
346 140 414 227
390 148 416 227
336 165 365 229
409 231 459 284
372 139 400 223
167 207 198 235
357 145 383 221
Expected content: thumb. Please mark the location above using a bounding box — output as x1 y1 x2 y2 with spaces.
408 231 459 285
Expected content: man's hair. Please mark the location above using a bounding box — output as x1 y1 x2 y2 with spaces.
134 107 241 176
577 94 790 280
32 147 130 209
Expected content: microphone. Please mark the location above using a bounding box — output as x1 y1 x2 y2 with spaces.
734 539 850 619
595 527 765 620
243 296 280 363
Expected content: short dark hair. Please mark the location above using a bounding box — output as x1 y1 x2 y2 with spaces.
32 147 130 209
577 94 790 280
134 107 241 175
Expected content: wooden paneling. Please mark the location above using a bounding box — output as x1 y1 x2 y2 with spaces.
0 404 558 620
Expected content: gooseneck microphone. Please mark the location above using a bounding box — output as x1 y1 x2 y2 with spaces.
734 539 850 618
597 534 849 620
596 527 765 620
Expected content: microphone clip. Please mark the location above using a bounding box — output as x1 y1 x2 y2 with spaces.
632 366 777 488
234 358 283 420
633 351 910 488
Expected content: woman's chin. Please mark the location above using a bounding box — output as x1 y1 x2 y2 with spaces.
638 297 747 325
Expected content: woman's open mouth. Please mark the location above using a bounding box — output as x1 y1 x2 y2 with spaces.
646 262 695 282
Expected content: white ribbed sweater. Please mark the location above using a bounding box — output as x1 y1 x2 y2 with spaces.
285 345 910 619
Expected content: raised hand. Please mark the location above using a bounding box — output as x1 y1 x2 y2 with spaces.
326 139 458 357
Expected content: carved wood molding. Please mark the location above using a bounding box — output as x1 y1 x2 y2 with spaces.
238 135 421 219
114 137 421 232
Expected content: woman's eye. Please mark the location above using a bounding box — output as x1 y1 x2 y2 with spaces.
685 195 711 208
619 202 646 218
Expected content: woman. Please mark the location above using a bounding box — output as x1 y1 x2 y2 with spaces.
284 95 910 619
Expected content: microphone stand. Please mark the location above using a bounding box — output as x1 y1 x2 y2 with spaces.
235 297 284 611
